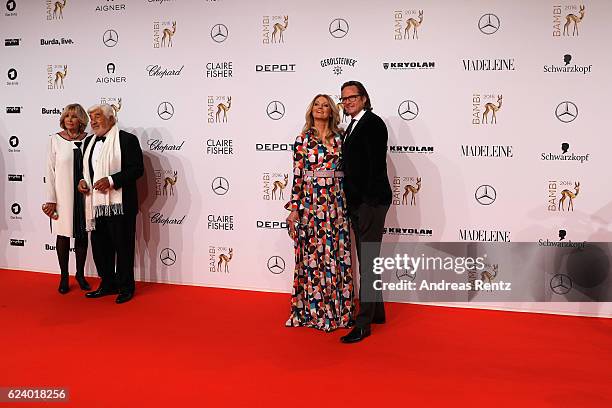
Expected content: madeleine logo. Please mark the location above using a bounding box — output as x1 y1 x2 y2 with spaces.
153 21 177 48
154 169 178 197
263 173 289 200
394 10 424 40
207 96 232 124
392 176 421 206
209 246 233 273
547 180 581 212
47 0 67 20
472 94 503 125
263 15 289 44
553 5 585 37
47 65 67 90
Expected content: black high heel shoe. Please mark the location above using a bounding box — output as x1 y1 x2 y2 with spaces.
58 275 69 294
75 274 91 291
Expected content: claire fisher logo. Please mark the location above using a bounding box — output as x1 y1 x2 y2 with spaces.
160 248 176 266
267 256 285 274
555 101 578 123
211 24 228 43
329 18 349 38
398 100 419 120
475 185 496 205
157 101 174 120
266 101 285 120
103 29 119 47
211 176 229 195
478 13 500 35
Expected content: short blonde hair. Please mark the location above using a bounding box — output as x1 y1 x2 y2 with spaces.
59 103 89 133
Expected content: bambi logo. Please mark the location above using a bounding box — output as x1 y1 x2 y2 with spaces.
558 182 580 211
482 95 502 124
100 97 122 115
162 21 176 47
402 177 421 206
47 65 67 90
216 96 231 122
50 0 67 20
163 171 178 196
468 264 498 291
563 5 585 36
404 10 423 39
263 15 289 44
217 248 233 273
111 98 122 115
394 10 423 40
271 174 289 200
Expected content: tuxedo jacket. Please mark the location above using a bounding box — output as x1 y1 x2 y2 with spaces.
341 110 392 208
83 130 144 216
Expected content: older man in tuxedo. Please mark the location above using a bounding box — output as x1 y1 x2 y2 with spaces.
78 104 143 304
339 81 392 343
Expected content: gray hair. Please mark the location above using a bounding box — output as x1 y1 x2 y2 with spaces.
87 104 116 120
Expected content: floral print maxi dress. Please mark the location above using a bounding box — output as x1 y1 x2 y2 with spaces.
285 130 354 332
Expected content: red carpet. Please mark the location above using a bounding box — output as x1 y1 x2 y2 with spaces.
0 269 611 407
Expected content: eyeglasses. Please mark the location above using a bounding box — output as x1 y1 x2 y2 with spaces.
339 94 362 103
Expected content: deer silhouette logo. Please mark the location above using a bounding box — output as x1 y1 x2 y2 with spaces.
53 0 66 19
272 174 289 200
402 177 421 206
54 65 67 89
162 21 177 47
558 182 580 211
111 98 122 115
563 5 585 36
272 16 289 43
468 264 498 291
215 97 231 123
217 248 233 273
404 10 423 39
163 171 177 196
482 95 502 124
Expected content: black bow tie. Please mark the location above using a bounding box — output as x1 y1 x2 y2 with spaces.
95 136 106 142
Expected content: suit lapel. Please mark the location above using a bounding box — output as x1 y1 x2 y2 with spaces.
344 111 369 148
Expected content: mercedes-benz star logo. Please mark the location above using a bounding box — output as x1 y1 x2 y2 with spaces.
398 100 419 121
555 101 578 123
8 68 17 81
9 135 19 148
103 29 119 47
11 203 21 215
475 185 497 205
267 256 286 274
160 248 176 266
211 176 229 195
478 14 500 35
329 18 349 38
157 102 174 120
211 24 228 43
550 274 572 295
396 267 416 281
266 101 285 120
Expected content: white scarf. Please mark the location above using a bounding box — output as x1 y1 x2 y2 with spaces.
83 124 123 231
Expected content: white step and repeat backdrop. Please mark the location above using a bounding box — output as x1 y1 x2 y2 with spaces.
2 0 611 317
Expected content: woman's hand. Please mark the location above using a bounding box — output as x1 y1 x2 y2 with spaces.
42 202 57 219
77 179 90 195
286 211 299 239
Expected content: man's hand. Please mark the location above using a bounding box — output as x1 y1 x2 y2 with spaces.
93 178 111 193
78 179 90 194
286 211 300 239
42 202 57 218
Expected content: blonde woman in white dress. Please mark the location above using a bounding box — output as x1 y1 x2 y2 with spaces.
43 103 91 294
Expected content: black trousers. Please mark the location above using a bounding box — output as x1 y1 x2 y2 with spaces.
91 214 136 293
349 203 389 329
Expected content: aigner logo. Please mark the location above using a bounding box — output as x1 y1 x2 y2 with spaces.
210 24 228 43
398 100 419 121
211 176 230 195
95 1 126 13
329 18 349 38
267 256 286 274
157 101 174 120
555 101 578 123
160 248 176 266
103 29 119 47
266 101 285 120
478 13 500 35
97 63 127 85
475 185 497 205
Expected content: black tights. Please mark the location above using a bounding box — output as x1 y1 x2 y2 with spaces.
56 235 88 277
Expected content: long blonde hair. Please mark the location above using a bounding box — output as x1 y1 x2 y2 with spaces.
302 94 342 146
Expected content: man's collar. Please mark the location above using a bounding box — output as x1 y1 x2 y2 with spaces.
352 109 366 122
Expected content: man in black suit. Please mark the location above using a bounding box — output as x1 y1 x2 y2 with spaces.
78 104 143 304
339 81 392 343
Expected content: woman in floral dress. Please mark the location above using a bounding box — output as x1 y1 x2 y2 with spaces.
284 94 354 332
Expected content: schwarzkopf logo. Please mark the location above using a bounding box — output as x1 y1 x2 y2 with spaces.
103 29 119 47
10 239 25 247
266 101 285 120
383 61 435 71
211 24 228 43
544 54 592 75
478 13 500 35
5 38 20 46
329 18 349 38
541 142 590 163
6 106 21 113
8 174 23 181
555 101 578 123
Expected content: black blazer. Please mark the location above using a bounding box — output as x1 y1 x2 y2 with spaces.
83 130 144 215
341 110 392 208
